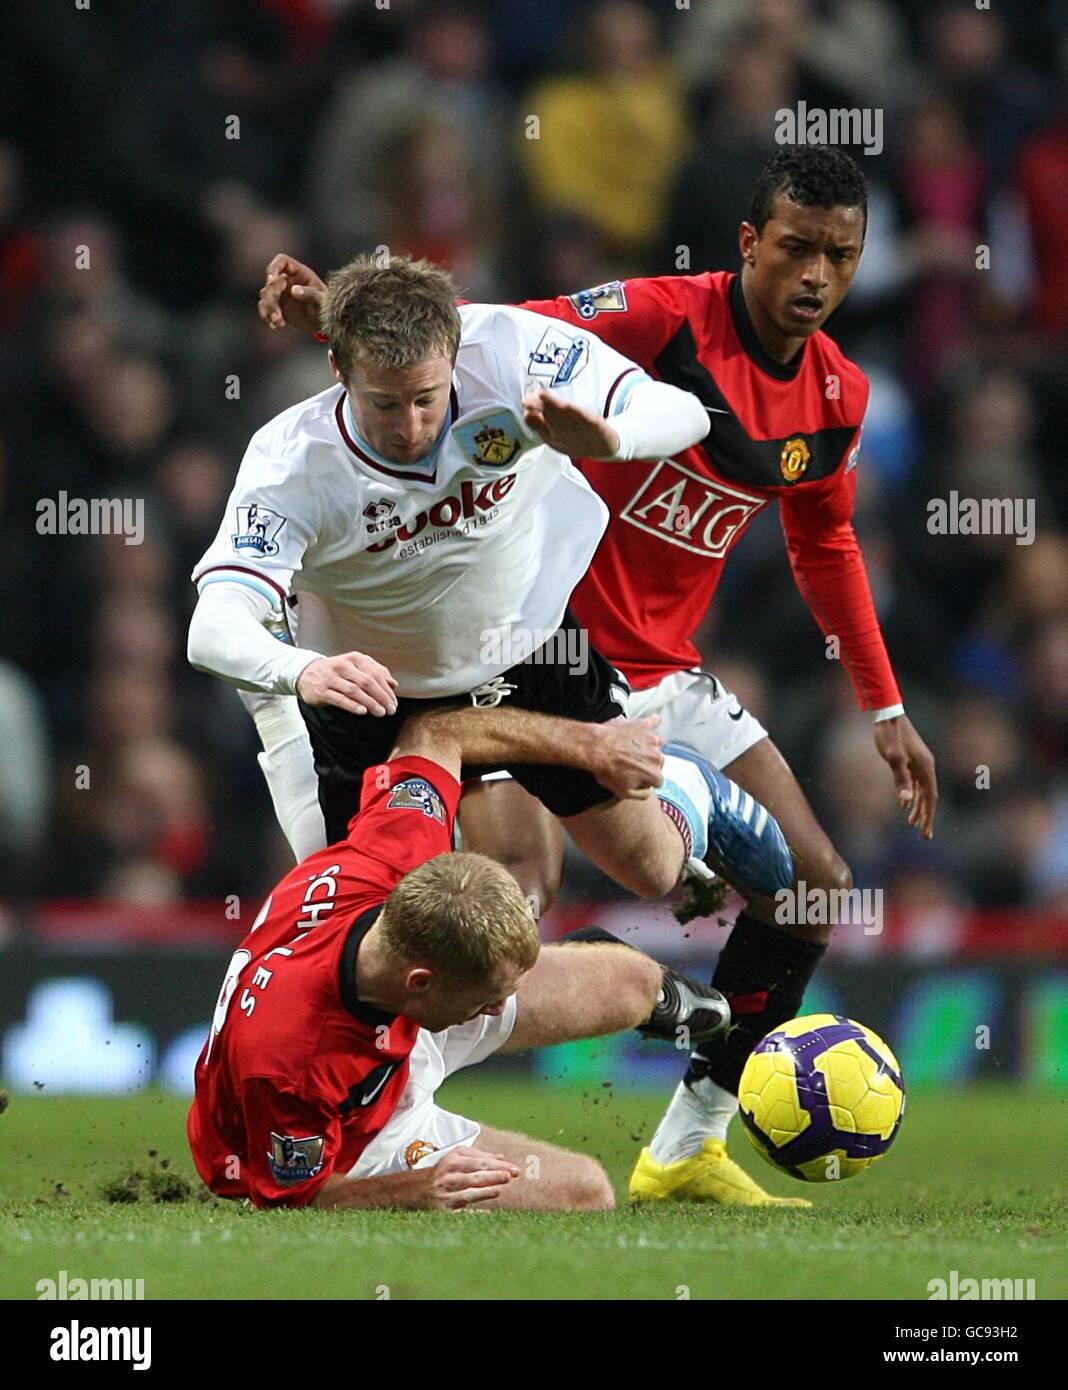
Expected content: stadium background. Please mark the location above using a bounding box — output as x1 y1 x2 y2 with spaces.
1 0 1067 1101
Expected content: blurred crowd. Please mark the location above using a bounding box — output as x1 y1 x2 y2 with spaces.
1 0 1067 917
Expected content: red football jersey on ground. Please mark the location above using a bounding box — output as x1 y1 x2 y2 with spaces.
519 272 900 710
187 755 460 1208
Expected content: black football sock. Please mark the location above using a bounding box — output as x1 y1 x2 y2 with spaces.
686 913 826 1096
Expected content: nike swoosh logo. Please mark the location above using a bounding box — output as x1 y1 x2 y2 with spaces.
727 706 745 721
360 1066 396 1106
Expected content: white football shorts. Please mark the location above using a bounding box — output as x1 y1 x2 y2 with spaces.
347 994 518 1177
625 667 767 769
479 666 767 786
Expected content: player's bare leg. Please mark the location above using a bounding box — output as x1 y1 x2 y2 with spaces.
562 745 792 903
465 1126 615 1210
458 779 563 918
459 747 794 912
498 934 731 1192
502 939 663 1050
431 939 728 1213
561 793 688 899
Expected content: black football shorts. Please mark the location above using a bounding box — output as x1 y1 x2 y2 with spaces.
297 611 630 844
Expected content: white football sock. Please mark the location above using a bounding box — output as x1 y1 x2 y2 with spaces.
657 753 712 862
241 692 327 861
648 1073 739 1165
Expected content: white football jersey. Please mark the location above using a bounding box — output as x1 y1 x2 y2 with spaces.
193 303 651 696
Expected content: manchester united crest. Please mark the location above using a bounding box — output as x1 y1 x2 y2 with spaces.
404 1140 439 1168
779 436 811 483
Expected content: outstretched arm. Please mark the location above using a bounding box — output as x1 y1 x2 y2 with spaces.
780 463 938 838
498 302 708 462
256 258 686 370
256 263 709 462
390 705 664 801
521 376 709 462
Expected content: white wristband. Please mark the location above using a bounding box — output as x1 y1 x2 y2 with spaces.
872 703 905 722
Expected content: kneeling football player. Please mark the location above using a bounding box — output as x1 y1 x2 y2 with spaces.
188 704 727 1210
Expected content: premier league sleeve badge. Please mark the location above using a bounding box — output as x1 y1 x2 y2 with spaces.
268 1132 326 1185
232 503 287 556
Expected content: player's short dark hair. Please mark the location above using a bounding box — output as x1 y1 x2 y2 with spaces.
749 146 868 237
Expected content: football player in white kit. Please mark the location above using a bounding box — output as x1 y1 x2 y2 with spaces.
189 255 793 914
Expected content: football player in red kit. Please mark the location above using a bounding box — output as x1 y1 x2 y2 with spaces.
257 145 937 1208
188 703 731 1211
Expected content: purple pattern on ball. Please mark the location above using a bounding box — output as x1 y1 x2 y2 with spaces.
745 1016 905 1173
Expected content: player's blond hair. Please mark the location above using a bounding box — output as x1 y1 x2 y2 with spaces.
379 852 539 981
321 254 462 378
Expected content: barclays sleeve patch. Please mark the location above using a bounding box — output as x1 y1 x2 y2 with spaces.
268 1132 325 1185
526 326 589 386
568 280 628 320
387 777 447 824
232 503 286 556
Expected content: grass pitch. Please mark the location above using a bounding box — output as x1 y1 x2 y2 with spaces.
1 1079 1065 1301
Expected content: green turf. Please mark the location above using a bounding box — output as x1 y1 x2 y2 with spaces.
1 1079 1065 1300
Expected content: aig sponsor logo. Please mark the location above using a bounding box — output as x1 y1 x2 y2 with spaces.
619 459 765 558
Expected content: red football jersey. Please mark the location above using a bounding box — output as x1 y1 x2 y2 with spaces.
187 755 460 1208
519 272 900 710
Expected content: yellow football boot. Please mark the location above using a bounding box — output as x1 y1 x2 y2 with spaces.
629 1139 813 1207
